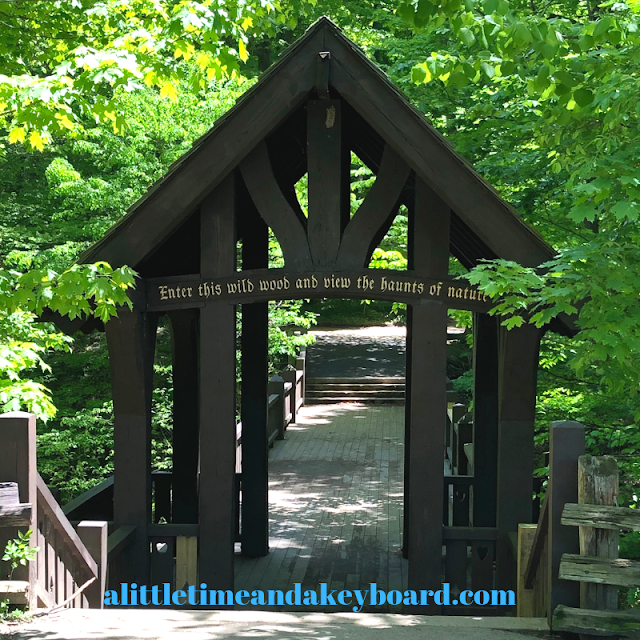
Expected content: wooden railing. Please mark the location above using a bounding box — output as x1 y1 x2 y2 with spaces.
60 348 308 594
518 421 640 637
519 421 585 621
35 474 104 609
105 524 135 590
0 412 107 610
440 400 511 613
552 455 640 637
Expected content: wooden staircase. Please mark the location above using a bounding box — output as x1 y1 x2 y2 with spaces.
305 377 405 404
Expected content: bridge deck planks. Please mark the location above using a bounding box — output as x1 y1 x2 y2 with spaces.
234 403 408 612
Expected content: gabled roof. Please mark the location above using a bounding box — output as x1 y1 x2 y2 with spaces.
81 17 554 270
78 17 575 335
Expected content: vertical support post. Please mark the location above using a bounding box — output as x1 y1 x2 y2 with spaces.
402 305 412 559
496 324 541 588
307 100 348 267
472 312 499 528
241 195 269 558
268 375 286 440
169 309 199 524
407 178 449 609
547 421 584 624
176 536 198 590
106 303 157 587
516 523 537 616
0 412 37 609
296 352 306 405
199 174 237 595
77 521 108 608
578 455 619 611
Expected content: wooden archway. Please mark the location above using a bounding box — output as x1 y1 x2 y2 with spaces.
72 17 575 612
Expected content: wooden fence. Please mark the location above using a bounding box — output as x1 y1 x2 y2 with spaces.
0 412 106 610
61 348 307 593
518 420 640 637
439 399 510 614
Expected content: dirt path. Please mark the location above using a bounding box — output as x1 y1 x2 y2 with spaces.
306 326 406 378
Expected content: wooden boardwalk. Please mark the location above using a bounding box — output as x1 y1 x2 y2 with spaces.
235 403 408 612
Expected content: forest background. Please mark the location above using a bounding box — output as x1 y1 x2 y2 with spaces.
0 0 639 607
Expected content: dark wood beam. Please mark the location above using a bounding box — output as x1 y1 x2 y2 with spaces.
240 203 269 557
307 99 347 268
105 298 157 586
169 308 199 524
407 178 449 611
199 175 237 595
326 27 555 268
144 269 493 313
472 312 499 529
240 141 313 271
495 323 541 588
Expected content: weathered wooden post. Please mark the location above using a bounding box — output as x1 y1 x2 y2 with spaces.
168 309 199 525
77 521 108 608
0 412 37 609
198 176 237 596
472 312 499 529
578 455 619 612
105 305 157 588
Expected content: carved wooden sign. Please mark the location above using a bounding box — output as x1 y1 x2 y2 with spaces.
145 269 493 312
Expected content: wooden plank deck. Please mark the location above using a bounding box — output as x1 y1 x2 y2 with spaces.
234 403 408 612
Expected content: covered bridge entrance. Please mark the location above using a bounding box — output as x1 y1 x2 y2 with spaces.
62 17 573 612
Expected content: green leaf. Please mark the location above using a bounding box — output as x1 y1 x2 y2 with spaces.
459 27 476 46
568 204 598 222
411 65 427 83
593 16 613 38
513 22 532 45
496 0 510 16
416 0 435 20
573 88 594 107
610 201 639 220
480 61 495 78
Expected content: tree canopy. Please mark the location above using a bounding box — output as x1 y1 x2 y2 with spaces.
0 0 639 595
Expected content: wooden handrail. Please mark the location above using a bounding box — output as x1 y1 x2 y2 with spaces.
443 475 473 486
148 524 198 537
107 525 136 561
36 474 98 579
442 526 498 541
524 493 548 589
62 477 113 517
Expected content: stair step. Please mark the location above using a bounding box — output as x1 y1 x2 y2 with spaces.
307 389 405 397
306 383 406 391
306 377 405 384
306 397 405 405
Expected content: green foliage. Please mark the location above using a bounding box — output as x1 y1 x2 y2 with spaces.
0 597 31 622
393 0 640 421
2 530 38 580
0 0 305 148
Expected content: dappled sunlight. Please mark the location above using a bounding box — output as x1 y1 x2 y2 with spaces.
306 327 407 378
235 403 408 612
